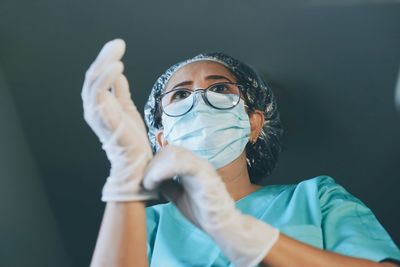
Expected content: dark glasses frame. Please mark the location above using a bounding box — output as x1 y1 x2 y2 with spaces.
160 82 244 117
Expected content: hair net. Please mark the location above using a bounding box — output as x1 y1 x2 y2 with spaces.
144 52 283 184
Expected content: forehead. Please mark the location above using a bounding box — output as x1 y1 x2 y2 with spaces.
165 60 236 89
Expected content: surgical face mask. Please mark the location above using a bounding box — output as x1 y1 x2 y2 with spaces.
161 93 251 169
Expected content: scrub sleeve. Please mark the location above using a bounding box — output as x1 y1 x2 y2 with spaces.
318 177 400 262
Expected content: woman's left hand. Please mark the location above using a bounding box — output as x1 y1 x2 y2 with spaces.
82 39 156 202
143 145 279 267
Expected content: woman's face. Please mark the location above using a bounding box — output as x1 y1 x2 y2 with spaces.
156 60 264 148
164 60 237 93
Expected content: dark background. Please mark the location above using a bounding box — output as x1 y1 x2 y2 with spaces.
0 1 399 266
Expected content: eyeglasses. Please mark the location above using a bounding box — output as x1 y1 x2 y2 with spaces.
160 82 243 117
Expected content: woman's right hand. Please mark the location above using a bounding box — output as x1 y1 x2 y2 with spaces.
143 145 279 267
82 39 156 202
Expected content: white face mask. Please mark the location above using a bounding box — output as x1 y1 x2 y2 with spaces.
162 95 251 169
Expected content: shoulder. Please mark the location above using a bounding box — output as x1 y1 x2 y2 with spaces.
276 175 359 209
281 175 342 198
296 175 337 188
299 175 364 208
293 175 349 199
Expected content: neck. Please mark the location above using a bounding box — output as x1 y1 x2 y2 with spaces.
217 152 262 201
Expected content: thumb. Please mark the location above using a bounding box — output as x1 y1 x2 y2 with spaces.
142 160 174 190
142 147 185 190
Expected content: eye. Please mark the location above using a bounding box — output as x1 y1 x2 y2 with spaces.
170 89 191 102
209 83 231 94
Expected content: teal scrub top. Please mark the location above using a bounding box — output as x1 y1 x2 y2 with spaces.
146 176 400 266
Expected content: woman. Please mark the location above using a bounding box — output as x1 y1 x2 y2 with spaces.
83 39 400 267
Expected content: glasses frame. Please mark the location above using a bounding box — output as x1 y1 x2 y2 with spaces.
160 82 244 117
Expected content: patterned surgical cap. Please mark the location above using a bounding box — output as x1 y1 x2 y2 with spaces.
144 52 283 184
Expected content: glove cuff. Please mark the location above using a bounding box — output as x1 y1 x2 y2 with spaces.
101 152 158 202
101 175 158 202
207 212 279 267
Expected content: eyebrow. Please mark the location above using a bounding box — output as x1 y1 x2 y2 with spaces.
171 75 234 90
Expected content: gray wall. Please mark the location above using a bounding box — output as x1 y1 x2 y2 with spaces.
0 66 71 267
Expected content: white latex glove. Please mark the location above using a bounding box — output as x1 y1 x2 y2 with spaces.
143 145 279 267
82 39 156 202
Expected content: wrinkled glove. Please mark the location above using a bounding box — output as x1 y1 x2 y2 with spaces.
82 39 156 202
143 145 279 267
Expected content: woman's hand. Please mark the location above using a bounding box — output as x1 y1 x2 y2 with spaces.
82 39 155 202
143 145 279 267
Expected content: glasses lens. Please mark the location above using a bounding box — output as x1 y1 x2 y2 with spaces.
161 89 194 116
206 83 241 109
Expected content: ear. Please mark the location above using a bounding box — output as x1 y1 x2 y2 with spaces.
249 110 265 143
156 130 168 148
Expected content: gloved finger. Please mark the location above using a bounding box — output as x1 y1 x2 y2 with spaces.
113 74 136 112
86 39 125 82
81 61 124 106
82 39 125 97
96 92 124 131
112 74 142 120
143 149 178 190
113 74 131 100
109 74 149 136
83 62 124 126
88 63 125 128
143 145 197 190
82 39 125 101
88 61 124 106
